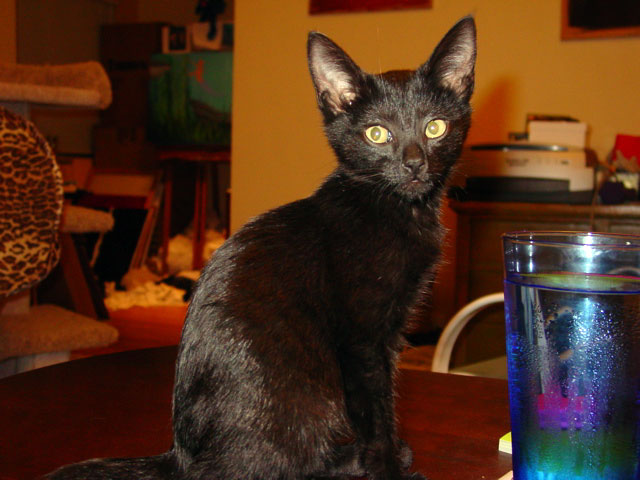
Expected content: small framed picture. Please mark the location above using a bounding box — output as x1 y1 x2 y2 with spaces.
562 0 640 39
162 25 191 53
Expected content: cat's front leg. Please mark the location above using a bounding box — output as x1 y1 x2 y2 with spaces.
397 439 414 471
341 347 425 480
361 438 426 480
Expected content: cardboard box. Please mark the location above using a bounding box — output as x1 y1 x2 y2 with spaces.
528 121 588 148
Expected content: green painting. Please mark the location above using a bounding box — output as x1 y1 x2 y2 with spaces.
148 52 232 146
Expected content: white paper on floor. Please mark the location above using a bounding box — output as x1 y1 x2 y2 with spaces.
105 280 188 310
104 229 224 310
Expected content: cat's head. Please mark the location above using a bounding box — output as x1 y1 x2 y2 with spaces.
308 17 476 202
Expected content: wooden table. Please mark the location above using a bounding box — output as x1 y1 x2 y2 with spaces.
0 347 513 480
158 147 231 272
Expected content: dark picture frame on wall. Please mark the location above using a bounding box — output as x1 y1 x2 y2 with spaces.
562 0 640 39
309 0 432 15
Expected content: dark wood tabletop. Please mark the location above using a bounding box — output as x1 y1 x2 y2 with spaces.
0 346 513 480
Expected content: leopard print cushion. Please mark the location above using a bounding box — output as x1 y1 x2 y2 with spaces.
0 106 64 298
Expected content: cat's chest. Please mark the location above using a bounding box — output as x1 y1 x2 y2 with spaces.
327 202 440 297
353 217 438 278
314 173 443 303
325 223 438 338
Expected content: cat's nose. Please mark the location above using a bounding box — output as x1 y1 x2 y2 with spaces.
402 144 426 175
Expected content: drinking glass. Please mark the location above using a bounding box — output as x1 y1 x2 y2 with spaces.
502 231 640 480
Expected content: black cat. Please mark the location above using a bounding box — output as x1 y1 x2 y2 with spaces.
47 16 476 480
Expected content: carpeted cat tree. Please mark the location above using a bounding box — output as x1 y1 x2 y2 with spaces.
0 61 118 377
0 61 112 111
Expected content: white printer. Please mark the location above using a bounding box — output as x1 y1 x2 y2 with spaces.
456 143 595 204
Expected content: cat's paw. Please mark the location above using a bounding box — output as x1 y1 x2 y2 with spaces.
369 470 428 480
397 439 413 470
311 443 366 478
403 472 428 480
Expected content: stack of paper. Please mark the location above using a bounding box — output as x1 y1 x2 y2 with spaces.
498 432 512 454
528 120 587 148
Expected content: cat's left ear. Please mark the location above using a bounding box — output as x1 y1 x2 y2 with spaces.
420 16 476 102
308 32 364 117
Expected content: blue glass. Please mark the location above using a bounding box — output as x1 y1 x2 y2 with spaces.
502 232 640 480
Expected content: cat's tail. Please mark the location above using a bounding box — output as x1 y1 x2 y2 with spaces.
44 452 179 480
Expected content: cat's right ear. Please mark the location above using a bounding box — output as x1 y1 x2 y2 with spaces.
308 32 363 117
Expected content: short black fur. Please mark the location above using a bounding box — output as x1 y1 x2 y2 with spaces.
47 16 476 480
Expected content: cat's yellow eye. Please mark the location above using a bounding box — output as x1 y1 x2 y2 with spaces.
365 125 392 144
425 119 447 139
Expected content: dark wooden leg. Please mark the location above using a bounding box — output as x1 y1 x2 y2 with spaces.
192 163 207 270
161 162 174 275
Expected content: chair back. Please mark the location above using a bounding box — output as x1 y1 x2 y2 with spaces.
431 292 505 374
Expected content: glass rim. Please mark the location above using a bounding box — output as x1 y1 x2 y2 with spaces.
502 230 640 249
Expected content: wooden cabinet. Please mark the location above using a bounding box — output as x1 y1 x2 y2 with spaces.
448 200 640 366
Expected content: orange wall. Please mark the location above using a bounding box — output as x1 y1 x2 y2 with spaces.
231 1 640 232
0 0 16 63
